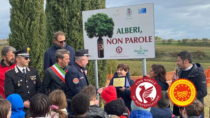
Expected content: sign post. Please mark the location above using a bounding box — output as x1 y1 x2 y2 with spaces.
94 60 99 100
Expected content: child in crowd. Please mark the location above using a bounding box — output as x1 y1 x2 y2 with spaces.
0 99 12 118
179 99 204 118
81 85 108 118
46 90 68 118
129 100 153 118
6 94 25 118
108 64 134 111
26 93 51 118
101 86 130 118
150 91 173 118
69 93 90 118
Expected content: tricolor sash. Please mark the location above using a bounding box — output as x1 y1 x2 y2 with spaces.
51 63 66 83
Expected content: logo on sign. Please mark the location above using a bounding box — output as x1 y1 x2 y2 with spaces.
168 79 196 107
126 8 132 19
116 46 123 54
134 46 148 55
138 8 146 14
112 10 121 16
131 76 162 109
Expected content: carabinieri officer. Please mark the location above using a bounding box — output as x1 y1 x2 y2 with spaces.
65 49 89 113
65 49 89 99
4 46 43 111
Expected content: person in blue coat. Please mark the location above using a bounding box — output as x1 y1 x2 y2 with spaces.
149 64 169 91
44 31 75 71
65 49 90 114
109 64 134 111
6 94 25 118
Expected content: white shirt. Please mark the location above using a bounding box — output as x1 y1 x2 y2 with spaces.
184 65 193 71
16 65 27 73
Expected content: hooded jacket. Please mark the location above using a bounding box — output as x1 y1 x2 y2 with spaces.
109 72 134 111
44 43 75 71
6 94 25 118
155 79 169 91
129 110 153 118
86 105 108 118
150 107 172 118
173 63 207 116
104 99 130 118
0 59 16 98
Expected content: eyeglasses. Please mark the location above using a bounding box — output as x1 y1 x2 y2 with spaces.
59 40 66 44
24 57 30 60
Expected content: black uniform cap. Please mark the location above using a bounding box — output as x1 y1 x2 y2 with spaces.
75 49 90 57
13 46 30 57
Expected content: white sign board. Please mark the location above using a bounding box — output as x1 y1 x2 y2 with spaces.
82 3 155 60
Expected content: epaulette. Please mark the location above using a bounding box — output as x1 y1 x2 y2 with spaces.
28 66 35 68
6 68 14 73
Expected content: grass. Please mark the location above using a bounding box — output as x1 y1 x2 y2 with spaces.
155 44 210 53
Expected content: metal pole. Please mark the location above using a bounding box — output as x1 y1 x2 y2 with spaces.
142 58 147 76
94 60 99 100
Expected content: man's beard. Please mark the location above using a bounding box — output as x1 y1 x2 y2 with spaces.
5 58 15 66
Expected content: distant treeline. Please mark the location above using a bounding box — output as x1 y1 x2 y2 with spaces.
155 36 210 46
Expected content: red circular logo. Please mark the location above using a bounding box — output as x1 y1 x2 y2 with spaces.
116 46 123 54
130 76 162 109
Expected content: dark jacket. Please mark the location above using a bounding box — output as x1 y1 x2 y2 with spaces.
129 110 153 118
65 63 89 98
155 79 169 91
109 72 134 111
6 94 25 118
173 63 207 116
4 66 43 101
42 65 69 95
104 99 130 118
44 43 75 71
87 105 108 118
150 107 172 118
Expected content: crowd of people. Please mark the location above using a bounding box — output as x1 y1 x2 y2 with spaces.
0 31 207 118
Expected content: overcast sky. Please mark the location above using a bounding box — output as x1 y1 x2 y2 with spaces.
1 0 210 40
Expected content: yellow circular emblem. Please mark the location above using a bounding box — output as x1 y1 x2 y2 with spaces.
168 78 196 107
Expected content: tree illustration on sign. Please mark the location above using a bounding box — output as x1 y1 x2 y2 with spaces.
85 13 114 58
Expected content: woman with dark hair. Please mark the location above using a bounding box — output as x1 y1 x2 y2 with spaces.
108 64 134 111
149 64 169 91
26 93 51 118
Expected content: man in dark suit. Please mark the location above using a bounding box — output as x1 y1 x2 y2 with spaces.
44 31 75 71
42 49 70 95
4 46 43 111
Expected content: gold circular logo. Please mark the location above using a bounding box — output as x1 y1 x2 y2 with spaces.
168 78 196 107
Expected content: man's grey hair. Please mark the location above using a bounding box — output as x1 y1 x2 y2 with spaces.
75 56 85 61
55 49 70 62
1 46 16 57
